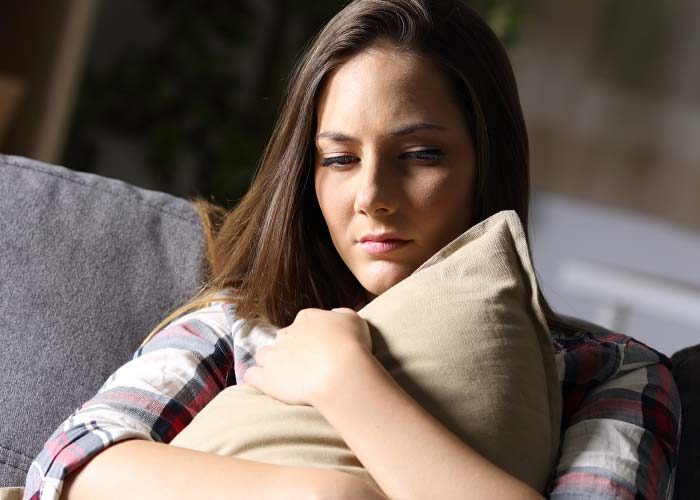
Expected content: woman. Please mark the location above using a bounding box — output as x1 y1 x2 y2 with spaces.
25 1 680 498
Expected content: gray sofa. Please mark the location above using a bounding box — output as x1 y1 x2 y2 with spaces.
0 154 697 499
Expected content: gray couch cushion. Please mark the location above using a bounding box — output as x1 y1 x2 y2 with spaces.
671 344 700 500
0 154 206 487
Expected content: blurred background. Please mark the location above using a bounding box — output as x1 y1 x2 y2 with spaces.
1 0 699 355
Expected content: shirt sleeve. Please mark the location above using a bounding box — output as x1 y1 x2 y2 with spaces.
547 331 681 500
23 301 236 500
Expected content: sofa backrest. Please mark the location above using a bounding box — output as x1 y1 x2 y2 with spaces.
0 154 206 487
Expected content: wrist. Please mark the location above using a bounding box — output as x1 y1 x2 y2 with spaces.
304 468 389 500
312 344 381 410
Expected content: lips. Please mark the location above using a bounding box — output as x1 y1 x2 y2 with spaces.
359 232 406 243
359 238 410 255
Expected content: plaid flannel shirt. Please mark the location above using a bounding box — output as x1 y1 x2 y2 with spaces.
24 297 681 500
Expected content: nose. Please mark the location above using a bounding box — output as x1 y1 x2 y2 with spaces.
353 155 399 217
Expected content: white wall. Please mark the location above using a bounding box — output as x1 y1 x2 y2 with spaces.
529 191 700 356
510 0 700 231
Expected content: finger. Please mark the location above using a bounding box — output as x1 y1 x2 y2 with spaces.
242 365 262 388
331 307 358 314
273 330 288 347
255 346 271 366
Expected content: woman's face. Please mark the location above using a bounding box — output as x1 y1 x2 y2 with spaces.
314 45 476 298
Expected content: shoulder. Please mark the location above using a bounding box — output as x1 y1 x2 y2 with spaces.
551 328 673 386
134 289 245 359
550 328 679 426
157 288 278 361
174 292 236 334
201 288 276 342
547 328 681 499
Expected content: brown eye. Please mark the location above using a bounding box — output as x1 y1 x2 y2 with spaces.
321 155 357 167
400 149 444 161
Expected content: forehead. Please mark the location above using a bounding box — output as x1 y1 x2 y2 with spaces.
315 46 464 135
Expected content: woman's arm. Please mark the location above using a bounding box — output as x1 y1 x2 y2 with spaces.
28 301 387 500
312 345 544 500
61 439 384 500
25 303 237 499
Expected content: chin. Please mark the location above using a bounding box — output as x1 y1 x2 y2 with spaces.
362 282 392 297
358 264 414 296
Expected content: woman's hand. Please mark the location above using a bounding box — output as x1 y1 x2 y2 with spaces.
243 307 372 407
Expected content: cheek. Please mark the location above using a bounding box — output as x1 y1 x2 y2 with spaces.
315 175 351 242
414 170 468 208
414 169 473 230
314 171 331 221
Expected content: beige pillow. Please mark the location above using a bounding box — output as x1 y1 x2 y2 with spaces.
171 210 561 493
0 487 23 500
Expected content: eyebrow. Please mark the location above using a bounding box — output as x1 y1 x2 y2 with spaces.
315 122 447 142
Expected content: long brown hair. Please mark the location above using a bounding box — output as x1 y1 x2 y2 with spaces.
142 0 578 345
